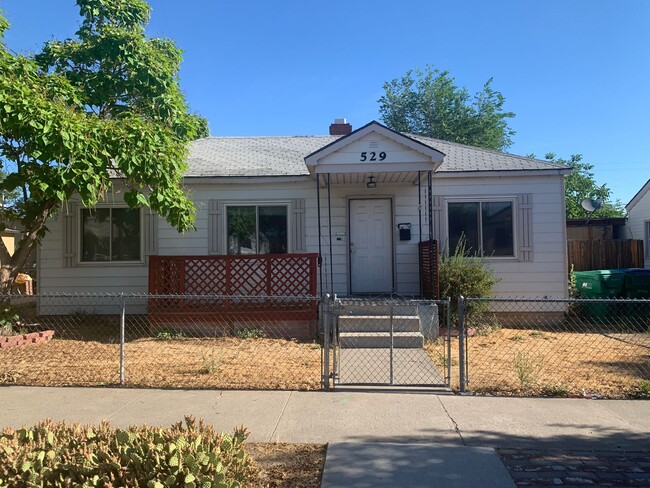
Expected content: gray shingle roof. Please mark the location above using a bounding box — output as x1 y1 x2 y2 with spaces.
408 135 570 173
186 133 569 177
186 136 337 177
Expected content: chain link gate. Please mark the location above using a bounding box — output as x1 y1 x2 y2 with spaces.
322 296 451 390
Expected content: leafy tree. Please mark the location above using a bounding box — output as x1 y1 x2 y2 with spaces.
0 0 207 289
542 153 625 219
378 66 516 151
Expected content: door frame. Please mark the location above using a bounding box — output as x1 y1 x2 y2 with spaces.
347 196 396 295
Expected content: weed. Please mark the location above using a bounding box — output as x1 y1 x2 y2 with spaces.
510 334 525 342
529 331 545 338
236 327 265 339
513 351 543 390
155 330 185 341
540 383 569 397
201 346 224 375
639 380 650 396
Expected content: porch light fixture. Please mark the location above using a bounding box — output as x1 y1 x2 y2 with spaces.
366 175 377 189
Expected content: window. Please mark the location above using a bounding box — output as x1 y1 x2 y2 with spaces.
448 201 514 257
81 208 141 262
226 205 288 255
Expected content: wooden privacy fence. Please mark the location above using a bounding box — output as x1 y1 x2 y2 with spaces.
419 240 439 299
567 239 645 271
147 254 319 336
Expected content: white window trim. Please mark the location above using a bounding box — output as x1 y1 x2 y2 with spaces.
223 202 292 255
445 196 518 260
77 206 144 266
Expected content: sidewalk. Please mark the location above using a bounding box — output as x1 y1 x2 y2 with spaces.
1 387 649 486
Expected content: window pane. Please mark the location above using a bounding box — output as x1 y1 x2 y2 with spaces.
482 202 514 256
448 203 479 255
227 206 256 255
259 206 288 254
82 208 111 262
111 208 141 261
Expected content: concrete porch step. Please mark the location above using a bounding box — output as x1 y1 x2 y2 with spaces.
339 331 424 349
337 303 422 317
338 315 421 333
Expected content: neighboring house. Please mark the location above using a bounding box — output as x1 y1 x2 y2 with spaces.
1 228 19 259
626 179 650 268
38 120 572 305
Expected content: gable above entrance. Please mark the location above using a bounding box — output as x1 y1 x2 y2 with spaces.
304 121 445 175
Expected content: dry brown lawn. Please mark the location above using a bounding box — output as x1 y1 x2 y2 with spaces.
427 327 650 398
0 337 323 390
245 443 326 488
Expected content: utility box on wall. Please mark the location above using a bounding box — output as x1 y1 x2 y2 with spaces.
398 223 411 241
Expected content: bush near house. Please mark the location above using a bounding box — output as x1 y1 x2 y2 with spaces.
438 238 499 325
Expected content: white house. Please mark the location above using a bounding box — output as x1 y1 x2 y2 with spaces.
38 120 571 301
626 179 650 268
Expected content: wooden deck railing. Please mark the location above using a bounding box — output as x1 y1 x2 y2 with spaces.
149 253 318 297
147 254 319 333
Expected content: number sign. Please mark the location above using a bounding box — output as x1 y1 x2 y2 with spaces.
360 152 386 162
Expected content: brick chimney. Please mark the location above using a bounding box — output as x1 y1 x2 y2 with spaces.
329 118 352 135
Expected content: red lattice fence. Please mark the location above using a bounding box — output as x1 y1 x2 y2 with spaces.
148 254 319 337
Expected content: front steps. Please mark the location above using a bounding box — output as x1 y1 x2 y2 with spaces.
338 315 424 348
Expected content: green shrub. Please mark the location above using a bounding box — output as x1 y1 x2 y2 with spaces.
0 305 20 335
155 330 185 341
0 416 252 487
438 237 499 325
235 328 265 339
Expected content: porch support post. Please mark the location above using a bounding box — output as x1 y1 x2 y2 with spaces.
418 171 423 296
316 175 323 297
428 171 435 298
327 173 334 296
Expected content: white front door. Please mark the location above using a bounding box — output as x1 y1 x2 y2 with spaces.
349 198 393 294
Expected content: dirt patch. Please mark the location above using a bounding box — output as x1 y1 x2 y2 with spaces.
245 443 326 488
0 337 323 390
427 328 650 398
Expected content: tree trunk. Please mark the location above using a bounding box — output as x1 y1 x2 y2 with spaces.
0 199 57 293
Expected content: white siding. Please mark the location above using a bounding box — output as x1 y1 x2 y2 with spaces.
39 174 568 299
627 189 650 269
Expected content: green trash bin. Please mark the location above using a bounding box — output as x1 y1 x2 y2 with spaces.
620 268 650 331
573 269 625 324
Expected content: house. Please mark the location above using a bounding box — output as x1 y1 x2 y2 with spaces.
626 179 650 268
37 120 572 316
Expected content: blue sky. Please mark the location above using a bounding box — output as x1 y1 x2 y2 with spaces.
2 0 649 205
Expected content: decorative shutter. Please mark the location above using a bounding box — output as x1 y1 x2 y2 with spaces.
517 193 534 262
143 207 158 263
431 194 444 245
208 200 224 254
62 203 78 268
291 198 307 252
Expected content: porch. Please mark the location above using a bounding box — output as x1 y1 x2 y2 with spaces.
147 253 319 338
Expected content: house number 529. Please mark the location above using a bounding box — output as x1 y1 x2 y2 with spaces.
360 152 386 161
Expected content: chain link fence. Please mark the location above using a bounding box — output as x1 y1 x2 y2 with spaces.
2 293 648 397
0 293 321 390
457 297 650 398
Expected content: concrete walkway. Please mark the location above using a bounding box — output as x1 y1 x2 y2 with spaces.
1 387 649 486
